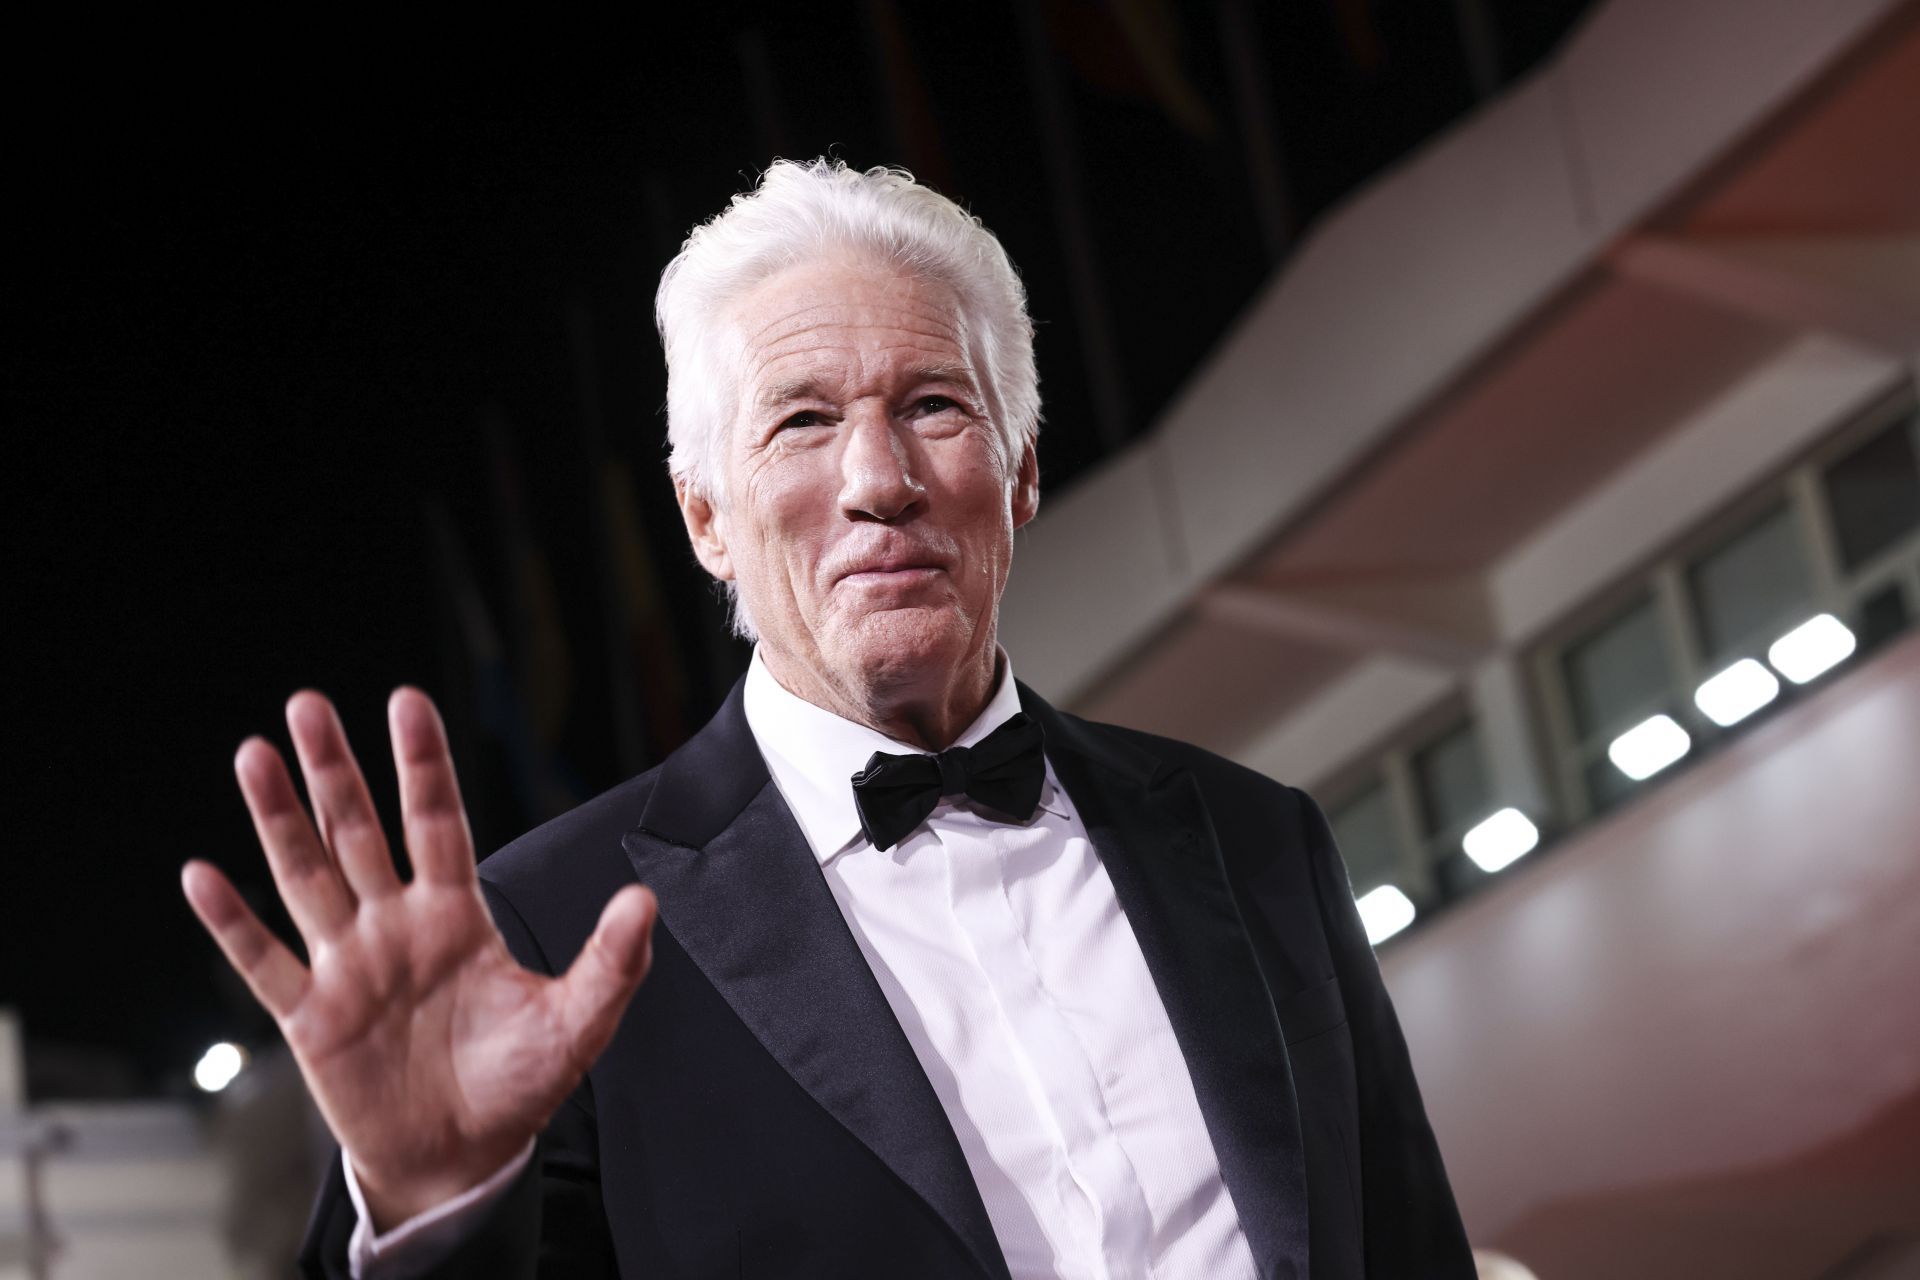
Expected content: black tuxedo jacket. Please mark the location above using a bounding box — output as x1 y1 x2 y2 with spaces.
302 679 1472 1279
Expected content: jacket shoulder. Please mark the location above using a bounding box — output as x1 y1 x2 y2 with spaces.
1050 711 1340 909
1057 710 1315 819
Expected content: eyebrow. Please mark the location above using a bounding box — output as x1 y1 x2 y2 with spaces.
752 364 982 416
754 377 831 415
907 363 980 392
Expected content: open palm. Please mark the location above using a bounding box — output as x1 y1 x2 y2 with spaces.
182 688 656 1226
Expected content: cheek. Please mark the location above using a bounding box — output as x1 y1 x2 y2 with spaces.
954 495 1017 594
744 487 835 602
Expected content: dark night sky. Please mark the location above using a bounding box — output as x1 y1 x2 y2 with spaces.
11 37 784 1090
8 3 1593 1095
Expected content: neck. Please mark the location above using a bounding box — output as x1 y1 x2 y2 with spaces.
759 641 1001 752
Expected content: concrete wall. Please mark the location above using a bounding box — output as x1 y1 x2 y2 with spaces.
1384 632 1920 1277
1000 0 1907 702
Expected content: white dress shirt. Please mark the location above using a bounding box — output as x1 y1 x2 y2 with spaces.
351 648 1256 1279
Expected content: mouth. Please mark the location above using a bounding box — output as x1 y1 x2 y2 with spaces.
830 528 959 595
838 564 946 587
833 545 953 590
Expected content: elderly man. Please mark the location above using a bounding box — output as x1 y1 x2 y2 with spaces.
183 160 1473 1279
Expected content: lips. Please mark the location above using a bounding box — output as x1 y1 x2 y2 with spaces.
839 563 944 584
846 560 941 575
831 543 953 584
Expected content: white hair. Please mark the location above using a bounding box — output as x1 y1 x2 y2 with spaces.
654 159 1042 637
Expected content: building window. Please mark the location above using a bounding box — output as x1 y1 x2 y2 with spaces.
1822 409 1920 573
1856 581 1912 655
1303 385 1917 943
1534 385 1920 823
1328 779 1402 898
1320 704 1503 929
1412 720 1488 843
1413 717 1505 895
1688 502 1814 665
1561 592 1673 744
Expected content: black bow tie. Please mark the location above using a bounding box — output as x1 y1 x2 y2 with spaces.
850 713 1047 852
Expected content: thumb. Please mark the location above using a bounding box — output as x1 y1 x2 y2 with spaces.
553 884 657 1067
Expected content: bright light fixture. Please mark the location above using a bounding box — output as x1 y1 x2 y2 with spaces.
1768 613 1856 684
1356 885 1416 945
1463 807 1540 873
193 1042 246 1093
1693 658 1780 727
1608 714 1690 781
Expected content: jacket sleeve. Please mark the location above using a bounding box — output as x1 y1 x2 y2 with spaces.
1292 786 1477 1279
296 881 619 1280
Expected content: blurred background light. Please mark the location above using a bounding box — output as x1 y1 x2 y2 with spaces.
193 1042 246 1093
1693 658 1781 726
1768 613 1857 684
1608 714 1691 781
1357 885 1417 945
1463 808 1541 873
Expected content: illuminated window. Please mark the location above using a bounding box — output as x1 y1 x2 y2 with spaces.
1536 390 1920 823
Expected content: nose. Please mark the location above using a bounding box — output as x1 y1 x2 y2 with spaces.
838 402 925 523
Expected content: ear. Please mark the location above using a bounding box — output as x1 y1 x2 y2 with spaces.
676 482 735 583
1010 440 1040 530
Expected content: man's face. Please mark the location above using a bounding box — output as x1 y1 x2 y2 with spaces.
679 257 1038 712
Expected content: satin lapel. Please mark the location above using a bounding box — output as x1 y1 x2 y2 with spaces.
1025 689 1313 1280
621 683 1009 1280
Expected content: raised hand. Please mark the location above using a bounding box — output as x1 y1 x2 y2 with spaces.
181 688 656 1228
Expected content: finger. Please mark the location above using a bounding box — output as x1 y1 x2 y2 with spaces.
389 687 476 886
181 860 310 1019
552 885 656 1069
236 736 356 943
287 692 401 902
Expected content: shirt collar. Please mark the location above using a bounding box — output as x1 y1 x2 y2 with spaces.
742 646 1068 864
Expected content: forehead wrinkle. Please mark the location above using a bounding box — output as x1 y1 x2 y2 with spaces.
756 334 969 373
740 276 967 339
748 308 968 359
744 325 974 402
742 287 958 327
739 305 965 366
756 324 965 359
748 347 976 407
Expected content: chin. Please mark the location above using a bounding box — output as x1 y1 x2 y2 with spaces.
841 606 981 691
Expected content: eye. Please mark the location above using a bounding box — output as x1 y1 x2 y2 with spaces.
779 410 825 430
914 395 959 415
